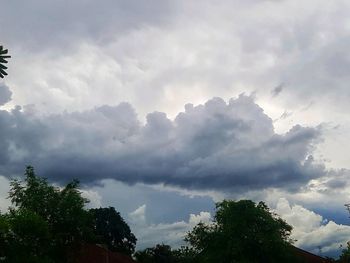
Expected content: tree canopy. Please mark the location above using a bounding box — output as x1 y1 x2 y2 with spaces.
185 199 299 263
0 166 136 263
134 244 198 263
90 207 137 255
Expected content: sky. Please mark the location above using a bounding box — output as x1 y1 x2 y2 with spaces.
1 0 350 257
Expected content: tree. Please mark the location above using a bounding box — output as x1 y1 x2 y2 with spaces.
90 207 137 255
0 210 52 263
134 244 198 263
5 166 94 262
186 200 299 263
338 242 350 262
172 246 199 263
0 45 11 78
135 244 178 263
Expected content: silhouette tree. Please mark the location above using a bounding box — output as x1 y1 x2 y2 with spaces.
90 207 137 255
0 46 11 78
135 244 198 263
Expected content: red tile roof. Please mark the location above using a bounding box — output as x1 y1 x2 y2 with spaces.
293 246 332 263
76 244 136 263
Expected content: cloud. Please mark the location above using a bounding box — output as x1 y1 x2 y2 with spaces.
275 198 350 257
3 1 350 114
0 176 11 212
130 205 147 225
0 95 326 191
0 83 12 106
80 189 102 209
128 197 350 255
0 0 176 51
1 0 350 257
271 83 284 97
129 204 211 249
88 179 215 225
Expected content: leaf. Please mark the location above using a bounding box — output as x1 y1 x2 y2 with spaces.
0 45 11 78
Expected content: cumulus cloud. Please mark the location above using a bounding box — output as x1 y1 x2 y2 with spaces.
275 198 350 256
129 197 350 255
80 189 102 208
3 2 350 176
0 95 326 191
130 204 147 225
129 204 211 249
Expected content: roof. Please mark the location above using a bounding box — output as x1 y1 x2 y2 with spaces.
293 246 332 263
75 244 136 263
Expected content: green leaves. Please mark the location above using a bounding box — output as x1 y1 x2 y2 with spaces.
90 207 137 255
0 46 11 78
4 166 93 262
0 210 52 263
186 200 299 263
2 166 137 262
134 244 196 263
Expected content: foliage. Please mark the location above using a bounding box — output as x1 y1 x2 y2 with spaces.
135 244 199 263
6 166 93 262
0 166 137 262
90 207 137 255
0 45 11 78
338 242 350 262
171 246 199 263
0 210 53 263
135 244 174 263
185 199 299 263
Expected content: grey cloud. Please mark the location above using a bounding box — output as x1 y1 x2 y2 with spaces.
0 0 176 51
4 0 350 120
89 179 215 225
0 95 325 191
323 169 350 189
271 84 284 97
0 83 12 106
274 110 293 122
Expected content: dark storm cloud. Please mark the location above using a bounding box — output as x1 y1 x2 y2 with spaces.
0 95 325 191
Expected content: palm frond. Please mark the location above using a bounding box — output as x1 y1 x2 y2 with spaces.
0 46 11 78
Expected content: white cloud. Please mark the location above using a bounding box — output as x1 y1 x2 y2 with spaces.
128 197 350 256
275 198 350 255
129 204 211 249
81 189 102 208
188 212 211 225
129 204 147 225
0 176 10 212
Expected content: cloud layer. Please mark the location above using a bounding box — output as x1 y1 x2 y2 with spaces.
0 95 325 191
